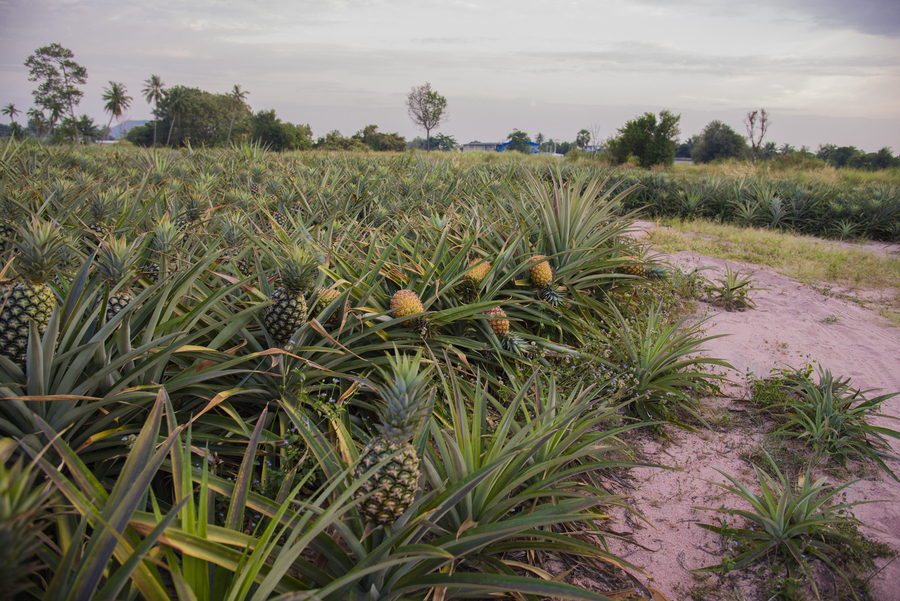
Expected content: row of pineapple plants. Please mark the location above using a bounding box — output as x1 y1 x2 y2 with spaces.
0 140 723 600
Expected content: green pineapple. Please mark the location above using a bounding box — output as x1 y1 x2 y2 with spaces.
145 217 181 283
174 195 204 234
618 256 669 280
84 194 113 244
263 245 320 343
217 216 251 275
96 236 141 323
0 219 63 365
353 351 435 526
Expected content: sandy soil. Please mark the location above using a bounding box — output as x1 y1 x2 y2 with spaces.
604 222 900 601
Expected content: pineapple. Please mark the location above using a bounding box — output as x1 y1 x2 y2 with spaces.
263 245 319 344
316 286 341 323
618 256 669 280
174 196 204 234
217 216 250 275
459 256 490 303
484 306 509 337
353 351 435 526
484 306 527 355
0 219 63 365
96 237 141 323
529 255 561 306
145 217 181 283
528 255 554 287
84 194 113 245
389 289 428 336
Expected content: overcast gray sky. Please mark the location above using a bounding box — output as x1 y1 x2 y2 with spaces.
2 0 899 151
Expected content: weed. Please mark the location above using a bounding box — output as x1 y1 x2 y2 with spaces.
822 314 841 324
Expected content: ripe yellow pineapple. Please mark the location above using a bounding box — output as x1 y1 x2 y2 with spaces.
316 287 341 323
390 289 429 335
528 255 554 287
353 350 434 525
618 256 669 280
529 255 561 306
483 306 509 337
459 257 491 303
483 305 526 355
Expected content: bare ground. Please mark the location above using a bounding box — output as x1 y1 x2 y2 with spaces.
602 222 900 601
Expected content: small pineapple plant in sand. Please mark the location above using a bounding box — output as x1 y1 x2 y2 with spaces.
353 350 435 526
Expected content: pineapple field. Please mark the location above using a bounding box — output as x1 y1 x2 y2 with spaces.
1 140 898 601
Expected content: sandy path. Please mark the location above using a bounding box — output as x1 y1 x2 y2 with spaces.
608 222 900 600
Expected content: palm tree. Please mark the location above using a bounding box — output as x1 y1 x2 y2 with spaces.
141 74 165 146
163 86 188 146
27 107 47 138
2 103 20 124
102 82 133 140
225 84 249 145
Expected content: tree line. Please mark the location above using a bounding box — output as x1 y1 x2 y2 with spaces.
3 43 896 170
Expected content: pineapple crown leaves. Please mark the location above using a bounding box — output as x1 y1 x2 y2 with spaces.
362 350 436 442
151 217 181 253
96 235 145 285
13 218 65 285
272 244 321 293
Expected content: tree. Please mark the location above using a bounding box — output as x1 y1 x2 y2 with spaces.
314 130 367 152
535 132 545 146
354 125 407 152
607 110 681 168
406 83 447 152
744 109 769 164
675 135 698 158
53 114 102 143
2 103 20 124
690 120 748 163
101 81 132 138
25 44 88 143
587 123 603 148
163 86 189 146
250 109 313 151
575 129 591 149
27 108 48 138
142 75 165 146
226 84 249 145
506 130 533 154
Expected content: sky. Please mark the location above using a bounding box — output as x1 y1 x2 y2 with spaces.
1 0 899 151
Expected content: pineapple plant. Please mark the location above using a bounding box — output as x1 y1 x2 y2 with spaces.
263 245 320 344
353 350 435 526
0 219 64 365
389 289 429 336
96 236 141 323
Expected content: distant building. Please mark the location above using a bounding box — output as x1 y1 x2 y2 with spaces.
461 141 541 154
461 142 502 152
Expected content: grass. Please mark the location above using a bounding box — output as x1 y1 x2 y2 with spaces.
646 218 900 291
